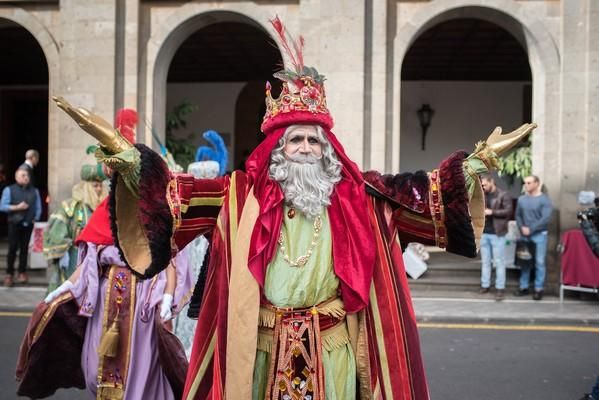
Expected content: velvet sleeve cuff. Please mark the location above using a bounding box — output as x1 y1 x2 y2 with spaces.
110 144 175 279
438 151 481 258
363 151 481 258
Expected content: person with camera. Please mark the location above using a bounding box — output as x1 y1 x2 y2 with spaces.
577 195 599 257
514 175 553 300
479 175 512 301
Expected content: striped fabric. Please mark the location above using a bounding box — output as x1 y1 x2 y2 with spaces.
182 171 249 400
180 180 430 399
361 196 429 399
172 174 230 251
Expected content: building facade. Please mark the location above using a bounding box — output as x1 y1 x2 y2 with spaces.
0 0 596 289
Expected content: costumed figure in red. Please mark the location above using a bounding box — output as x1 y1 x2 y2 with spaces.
42 17 534 400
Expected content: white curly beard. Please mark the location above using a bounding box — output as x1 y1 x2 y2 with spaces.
270 153 337 219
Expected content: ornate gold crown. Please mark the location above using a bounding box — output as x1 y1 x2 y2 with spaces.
261 75 332 134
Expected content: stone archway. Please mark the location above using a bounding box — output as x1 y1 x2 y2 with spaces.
399 17 532 182
390 1 560 191
0 10 59 223
164 20 281 170
142 4 289 150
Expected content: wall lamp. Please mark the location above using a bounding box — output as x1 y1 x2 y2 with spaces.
417 103 434 151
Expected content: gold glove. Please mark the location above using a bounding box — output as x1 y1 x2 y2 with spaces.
486 123 537 156
468 123 537 170
53 96 132 154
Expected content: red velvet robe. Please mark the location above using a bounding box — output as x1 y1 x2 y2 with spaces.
126 151 474 400
104 142 475 399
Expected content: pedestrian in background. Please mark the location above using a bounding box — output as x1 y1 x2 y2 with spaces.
0 168 41 286
479 175 512 301
19 149 39 187
514 175 553 300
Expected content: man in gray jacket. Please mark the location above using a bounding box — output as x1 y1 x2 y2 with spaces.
514 175 553 300
480 175 512 300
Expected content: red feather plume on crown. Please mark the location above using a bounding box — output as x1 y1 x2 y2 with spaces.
114 108 138 144
261 16 333 135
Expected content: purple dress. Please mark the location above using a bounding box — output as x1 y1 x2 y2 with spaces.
70 243 193 399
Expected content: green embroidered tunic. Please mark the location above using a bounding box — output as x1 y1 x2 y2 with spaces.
43 199 93 292
252 206 356 400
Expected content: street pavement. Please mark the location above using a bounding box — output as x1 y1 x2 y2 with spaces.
420 325 598 400
413 295 599 325
0 286 47 311
1 315 86 400
1 240 597 399
1 312 597 400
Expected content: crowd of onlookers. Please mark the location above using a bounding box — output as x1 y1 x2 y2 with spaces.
0 150 42 287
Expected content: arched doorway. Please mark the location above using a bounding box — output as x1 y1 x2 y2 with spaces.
165 17 282 171
400 17 532 186
0 18 49 235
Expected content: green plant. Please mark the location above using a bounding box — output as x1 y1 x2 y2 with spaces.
165 101 199 170
497 140 532 185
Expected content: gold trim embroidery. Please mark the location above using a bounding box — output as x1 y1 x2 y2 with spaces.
428 170 447 248
33 292 72 342
122 273 136 390
97 266 116 394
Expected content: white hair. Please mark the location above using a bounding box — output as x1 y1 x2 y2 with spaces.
269 125 343 219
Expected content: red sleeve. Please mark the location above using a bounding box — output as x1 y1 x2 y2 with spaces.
363 151 477 258
170 174 229 251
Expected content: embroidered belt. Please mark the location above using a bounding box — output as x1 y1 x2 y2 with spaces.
259 297 348 400
97 265 137 400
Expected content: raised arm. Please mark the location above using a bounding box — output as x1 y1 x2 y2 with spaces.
364 123 536 257
53 96 230 278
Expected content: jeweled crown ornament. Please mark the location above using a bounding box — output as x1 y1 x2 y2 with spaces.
261 16 333 134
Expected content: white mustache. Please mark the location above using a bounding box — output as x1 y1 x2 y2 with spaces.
286 153 322 164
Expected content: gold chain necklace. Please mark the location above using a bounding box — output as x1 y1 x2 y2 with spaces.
277 214 322 267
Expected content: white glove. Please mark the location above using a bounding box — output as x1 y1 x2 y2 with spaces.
44 280 74 304
159 293 174 321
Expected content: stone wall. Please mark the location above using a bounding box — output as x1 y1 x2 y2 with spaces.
3 0 598 291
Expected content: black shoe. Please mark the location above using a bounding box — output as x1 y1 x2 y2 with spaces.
533 290 543 301
479 287 490 294
578 394 594 400
513 288 530 296
495 289 505 301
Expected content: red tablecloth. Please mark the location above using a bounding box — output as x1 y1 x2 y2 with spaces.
561 228 599 287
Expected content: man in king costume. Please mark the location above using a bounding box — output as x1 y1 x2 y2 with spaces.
48 18 534 400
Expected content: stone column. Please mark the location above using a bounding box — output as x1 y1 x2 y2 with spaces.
546 0 591 292
299 0 366 167
115 0 139 113
364 0 392 172
56 0 118 202
586 1 599 190
559 0 589 231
